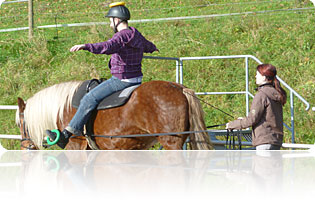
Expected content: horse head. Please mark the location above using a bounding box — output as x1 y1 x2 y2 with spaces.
17 97 37 150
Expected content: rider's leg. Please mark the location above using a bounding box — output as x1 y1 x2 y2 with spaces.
46 76 140 149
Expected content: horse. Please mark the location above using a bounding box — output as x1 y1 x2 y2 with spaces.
16 80 213 150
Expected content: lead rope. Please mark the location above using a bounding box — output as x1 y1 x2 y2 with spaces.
182 89 235 119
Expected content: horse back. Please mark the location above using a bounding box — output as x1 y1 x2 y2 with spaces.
120 80 190 131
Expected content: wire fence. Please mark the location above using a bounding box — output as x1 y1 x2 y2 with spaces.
1 0 314 34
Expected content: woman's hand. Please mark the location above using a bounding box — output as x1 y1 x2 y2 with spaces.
226 117 244 129
226 123 230 130
70 44 85 52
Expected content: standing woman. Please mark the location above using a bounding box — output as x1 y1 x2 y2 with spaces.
226 64 287 150
46 2 158 149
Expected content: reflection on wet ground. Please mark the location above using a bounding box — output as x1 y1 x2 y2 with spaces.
0 150 314 200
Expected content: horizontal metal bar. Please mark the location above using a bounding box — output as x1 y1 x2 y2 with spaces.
180 55 254 60
2 7 314 33
2 0 28 4
179 54 264 65
133 8 315 25
0 22 109 33
209 129 252 134
0 105 18 110
143 56 180 61
0 135 21 140
196 91 246 95
211 140 252 146
0 26 29 32
211 141 315 150
282 143 315 150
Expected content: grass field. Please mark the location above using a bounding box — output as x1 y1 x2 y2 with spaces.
0 0 314 149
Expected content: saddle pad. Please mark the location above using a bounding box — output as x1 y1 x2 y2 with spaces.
72 80 140 110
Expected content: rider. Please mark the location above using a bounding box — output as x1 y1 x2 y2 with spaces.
46 2 158 149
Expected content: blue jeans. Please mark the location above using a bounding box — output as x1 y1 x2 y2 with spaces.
66 76 140 136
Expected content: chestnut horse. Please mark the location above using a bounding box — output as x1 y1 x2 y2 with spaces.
16 80 213 150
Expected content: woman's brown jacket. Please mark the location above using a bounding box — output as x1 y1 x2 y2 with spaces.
228 84 284 147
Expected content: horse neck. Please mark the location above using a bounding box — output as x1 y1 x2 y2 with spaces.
24 81 82 148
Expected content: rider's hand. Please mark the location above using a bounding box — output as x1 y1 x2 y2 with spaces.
70 44 85 52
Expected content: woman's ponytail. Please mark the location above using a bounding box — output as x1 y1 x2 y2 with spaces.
274 77 287 105
257 64 287 106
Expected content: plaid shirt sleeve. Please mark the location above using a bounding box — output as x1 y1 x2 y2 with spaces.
84 34 124 55
143 38 157 53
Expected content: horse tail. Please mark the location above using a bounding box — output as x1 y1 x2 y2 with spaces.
183 88 213 150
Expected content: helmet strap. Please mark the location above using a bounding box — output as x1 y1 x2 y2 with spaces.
113 18 124 33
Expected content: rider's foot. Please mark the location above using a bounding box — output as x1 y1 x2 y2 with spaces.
45 129 72 149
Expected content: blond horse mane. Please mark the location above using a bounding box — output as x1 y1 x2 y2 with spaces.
16 81 83 149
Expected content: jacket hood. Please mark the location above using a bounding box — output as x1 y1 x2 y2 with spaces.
259 84 282 102
119 27 146 49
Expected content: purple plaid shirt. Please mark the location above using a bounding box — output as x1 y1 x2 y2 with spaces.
84 27 157 79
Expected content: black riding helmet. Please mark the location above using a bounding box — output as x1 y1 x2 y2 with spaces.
105 2 131 21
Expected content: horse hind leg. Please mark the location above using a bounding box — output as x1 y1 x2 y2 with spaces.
158 134 188 150
155 94 190 150
156 117 189 150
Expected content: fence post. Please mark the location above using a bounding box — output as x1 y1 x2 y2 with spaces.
290 91 295 143
28 0 34 40
245 57 250 116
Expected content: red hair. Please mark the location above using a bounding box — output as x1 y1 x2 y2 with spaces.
257 64 287 105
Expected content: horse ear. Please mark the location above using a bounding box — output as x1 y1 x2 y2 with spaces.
17 97 26 112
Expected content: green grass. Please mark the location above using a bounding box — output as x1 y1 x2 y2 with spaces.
0 0 314 149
